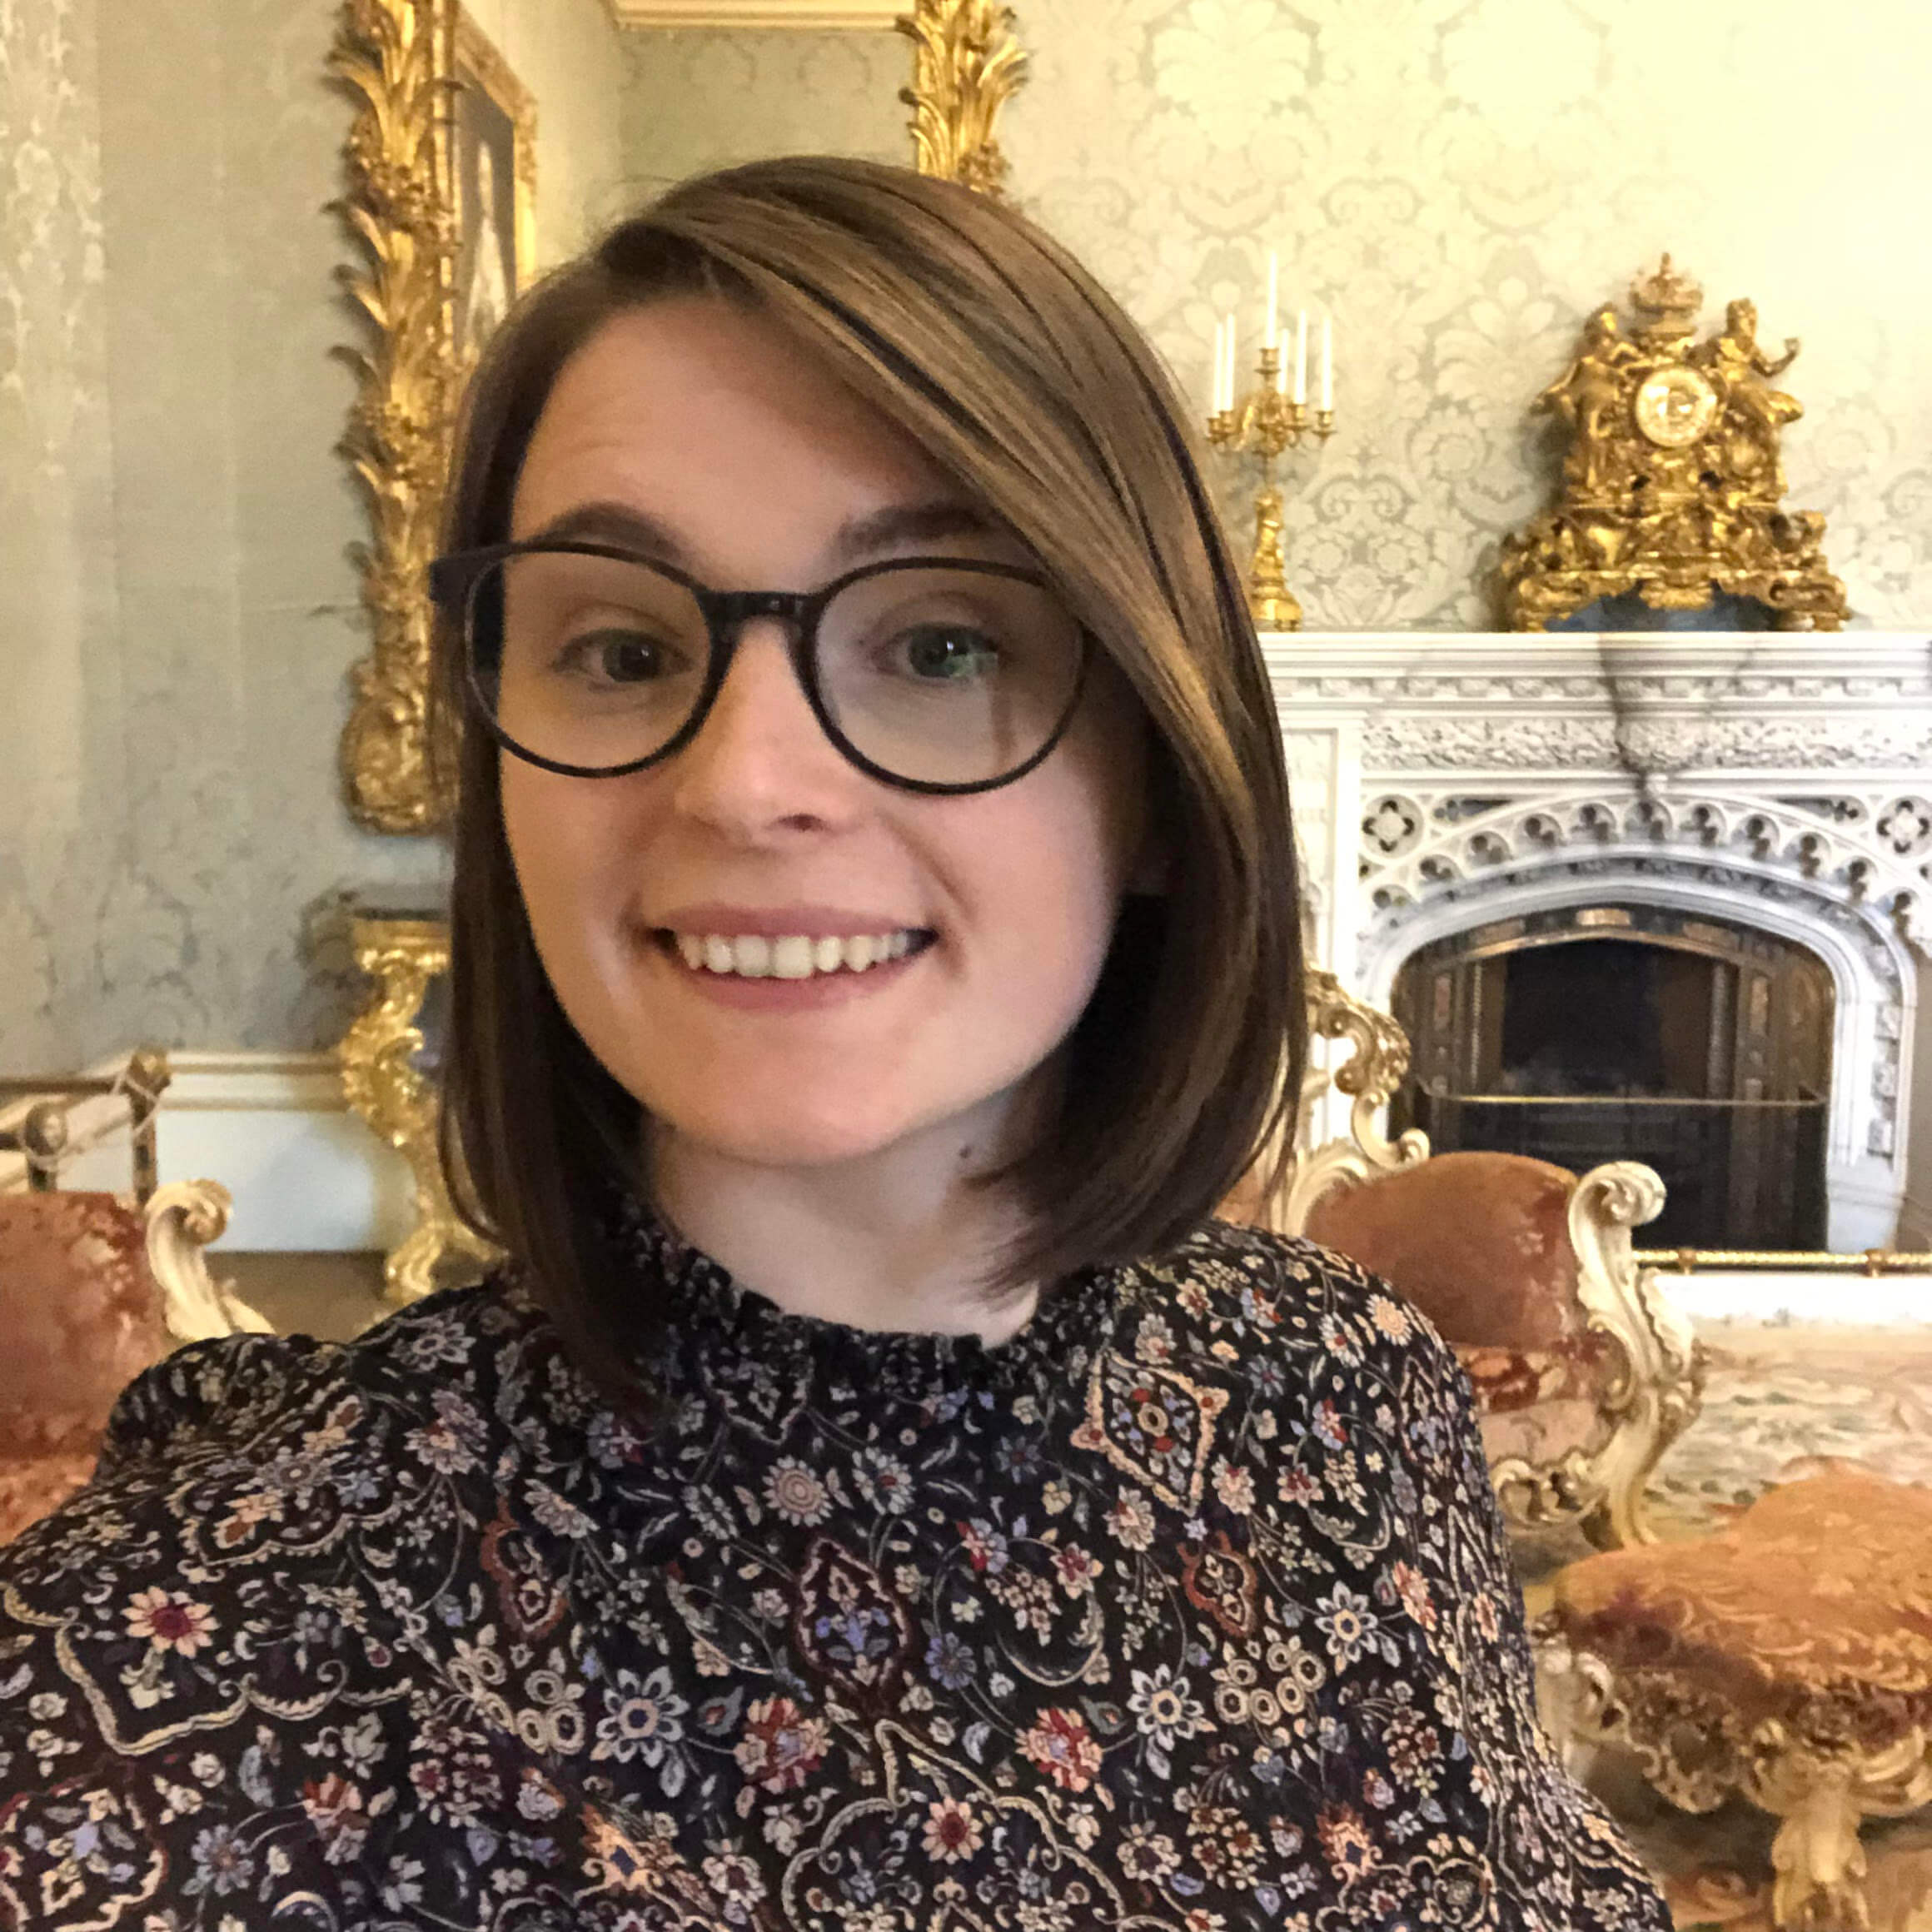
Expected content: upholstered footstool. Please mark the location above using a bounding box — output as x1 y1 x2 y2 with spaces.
1537 1471 1932 1931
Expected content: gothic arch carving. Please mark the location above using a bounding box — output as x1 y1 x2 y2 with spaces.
1357 854 1915 1252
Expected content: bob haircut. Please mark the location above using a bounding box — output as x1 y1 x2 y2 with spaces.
431 155 1304 1403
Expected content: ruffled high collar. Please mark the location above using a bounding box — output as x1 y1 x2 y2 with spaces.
605 1193 1125 1411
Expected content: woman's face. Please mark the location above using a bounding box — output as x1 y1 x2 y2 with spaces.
502 297 1155 1178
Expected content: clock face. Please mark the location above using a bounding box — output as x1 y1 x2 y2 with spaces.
1633 366 1719 448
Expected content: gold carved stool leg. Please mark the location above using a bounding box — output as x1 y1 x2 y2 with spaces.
338 916 498 1304
1748 1729 1932 1931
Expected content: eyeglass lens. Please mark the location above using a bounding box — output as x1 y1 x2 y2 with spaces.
469 553 1084 787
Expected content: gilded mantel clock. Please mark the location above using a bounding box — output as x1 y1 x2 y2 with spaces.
1499 255 1847 631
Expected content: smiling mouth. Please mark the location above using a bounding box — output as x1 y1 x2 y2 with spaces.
654 929 938 980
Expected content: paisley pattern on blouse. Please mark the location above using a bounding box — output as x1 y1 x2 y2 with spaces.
0 1211 1668 1930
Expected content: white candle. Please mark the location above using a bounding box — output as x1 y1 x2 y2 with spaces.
1222 315 1237 411
1265 251 1278 349
1208 317 1222 413
1292 309 1307 406
1321 315 1334 411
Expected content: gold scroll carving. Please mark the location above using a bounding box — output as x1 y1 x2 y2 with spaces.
1500 256 1847 632
331 0 461 834
339 916 498 1302
898 0 1028 197
331 4 535 834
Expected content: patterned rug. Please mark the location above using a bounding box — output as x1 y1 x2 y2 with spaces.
1646 1317 1932 1541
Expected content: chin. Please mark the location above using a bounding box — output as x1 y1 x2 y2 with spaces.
643 1085 959 1172
668 1118 935 1173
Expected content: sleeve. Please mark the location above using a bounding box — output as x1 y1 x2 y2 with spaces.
1389 1310 1674 1931
0 1335 357 1929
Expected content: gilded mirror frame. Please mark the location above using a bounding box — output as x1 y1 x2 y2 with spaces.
331 0 1023 834
331 0 535 834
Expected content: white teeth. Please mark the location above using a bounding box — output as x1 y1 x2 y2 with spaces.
770 935 814 980
730 935 773 978
675 929 927 978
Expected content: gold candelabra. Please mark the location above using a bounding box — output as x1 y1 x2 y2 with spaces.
1207 342 1334 632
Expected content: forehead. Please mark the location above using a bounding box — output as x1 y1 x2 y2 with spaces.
510 299 960 569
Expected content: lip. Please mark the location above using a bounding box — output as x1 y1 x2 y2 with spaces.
650 903 934 941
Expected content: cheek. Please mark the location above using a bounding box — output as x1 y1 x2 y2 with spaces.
958 754 1138 1029
500 760 640 998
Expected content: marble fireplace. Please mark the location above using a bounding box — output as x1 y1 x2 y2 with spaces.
1267 635 1932 1258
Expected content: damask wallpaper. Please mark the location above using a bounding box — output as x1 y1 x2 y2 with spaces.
1 0 627 1070
1 0 118 1070
3 0 1927 1079
619 0 1932 630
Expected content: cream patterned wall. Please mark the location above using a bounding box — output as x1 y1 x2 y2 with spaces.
5 0 1926 1078
619 0 1932 630
619 27 905 191
1 0 628 1070
1 0 118 1070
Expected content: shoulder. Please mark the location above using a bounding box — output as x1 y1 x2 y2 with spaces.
1 1278 558 1605
1130 1217 1461 1384
1114 1218 1476 1472
0 1280 562 1784
92 1277 542 1475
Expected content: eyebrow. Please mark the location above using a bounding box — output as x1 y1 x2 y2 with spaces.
520 498 1003 575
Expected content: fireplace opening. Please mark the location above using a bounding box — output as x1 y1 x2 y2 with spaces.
1390 906 1832 1249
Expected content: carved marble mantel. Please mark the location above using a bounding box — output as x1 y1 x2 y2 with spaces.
1263 633 1932 1252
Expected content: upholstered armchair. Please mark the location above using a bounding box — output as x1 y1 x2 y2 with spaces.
0 1058 271 1546
1230 970 1705 1551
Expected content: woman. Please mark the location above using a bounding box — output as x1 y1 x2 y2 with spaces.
0 158 1667 1929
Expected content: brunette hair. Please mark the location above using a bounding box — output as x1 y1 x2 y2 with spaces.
431 156 1303 1401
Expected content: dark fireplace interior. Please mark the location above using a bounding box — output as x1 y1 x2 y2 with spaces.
1391 907 1832 1250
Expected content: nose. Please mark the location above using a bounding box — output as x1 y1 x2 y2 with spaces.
664 617 862 839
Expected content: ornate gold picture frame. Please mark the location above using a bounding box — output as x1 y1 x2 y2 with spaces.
331 1 535 835
452 16 537 367
330 0 1018 837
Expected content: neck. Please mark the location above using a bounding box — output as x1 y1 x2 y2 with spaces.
644 1103 1044 1347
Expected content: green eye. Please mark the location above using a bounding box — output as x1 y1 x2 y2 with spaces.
900 625 999 681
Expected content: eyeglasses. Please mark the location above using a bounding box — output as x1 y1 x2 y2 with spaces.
429 541 1092 795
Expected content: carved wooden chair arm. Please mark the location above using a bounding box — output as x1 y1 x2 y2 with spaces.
143 1181 275 1343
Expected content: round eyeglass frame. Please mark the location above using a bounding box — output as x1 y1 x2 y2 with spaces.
429 540 1095 798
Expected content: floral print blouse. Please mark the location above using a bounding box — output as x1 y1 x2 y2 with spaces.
0 1208 1667 1930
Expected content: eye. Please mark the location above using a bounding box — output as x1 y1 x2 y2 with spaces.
556 627 685 685
895 623 1001 682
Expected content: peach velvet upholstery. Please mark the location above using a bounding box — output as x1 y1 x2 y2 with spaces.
0 1192 172 1544
1550 1471 1932 1750
1305 1151 1624 1474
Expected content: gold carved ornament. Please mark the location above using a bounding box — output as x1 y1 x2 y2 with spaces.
1500 255 1848 631
1205 341 1335 633
338 917 499 1302
330 3 535 834
898 0 1028 197
330 0 461 834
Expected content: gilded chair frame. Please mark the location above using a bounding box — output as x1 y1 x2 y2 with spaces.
1265 973 1705 1550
